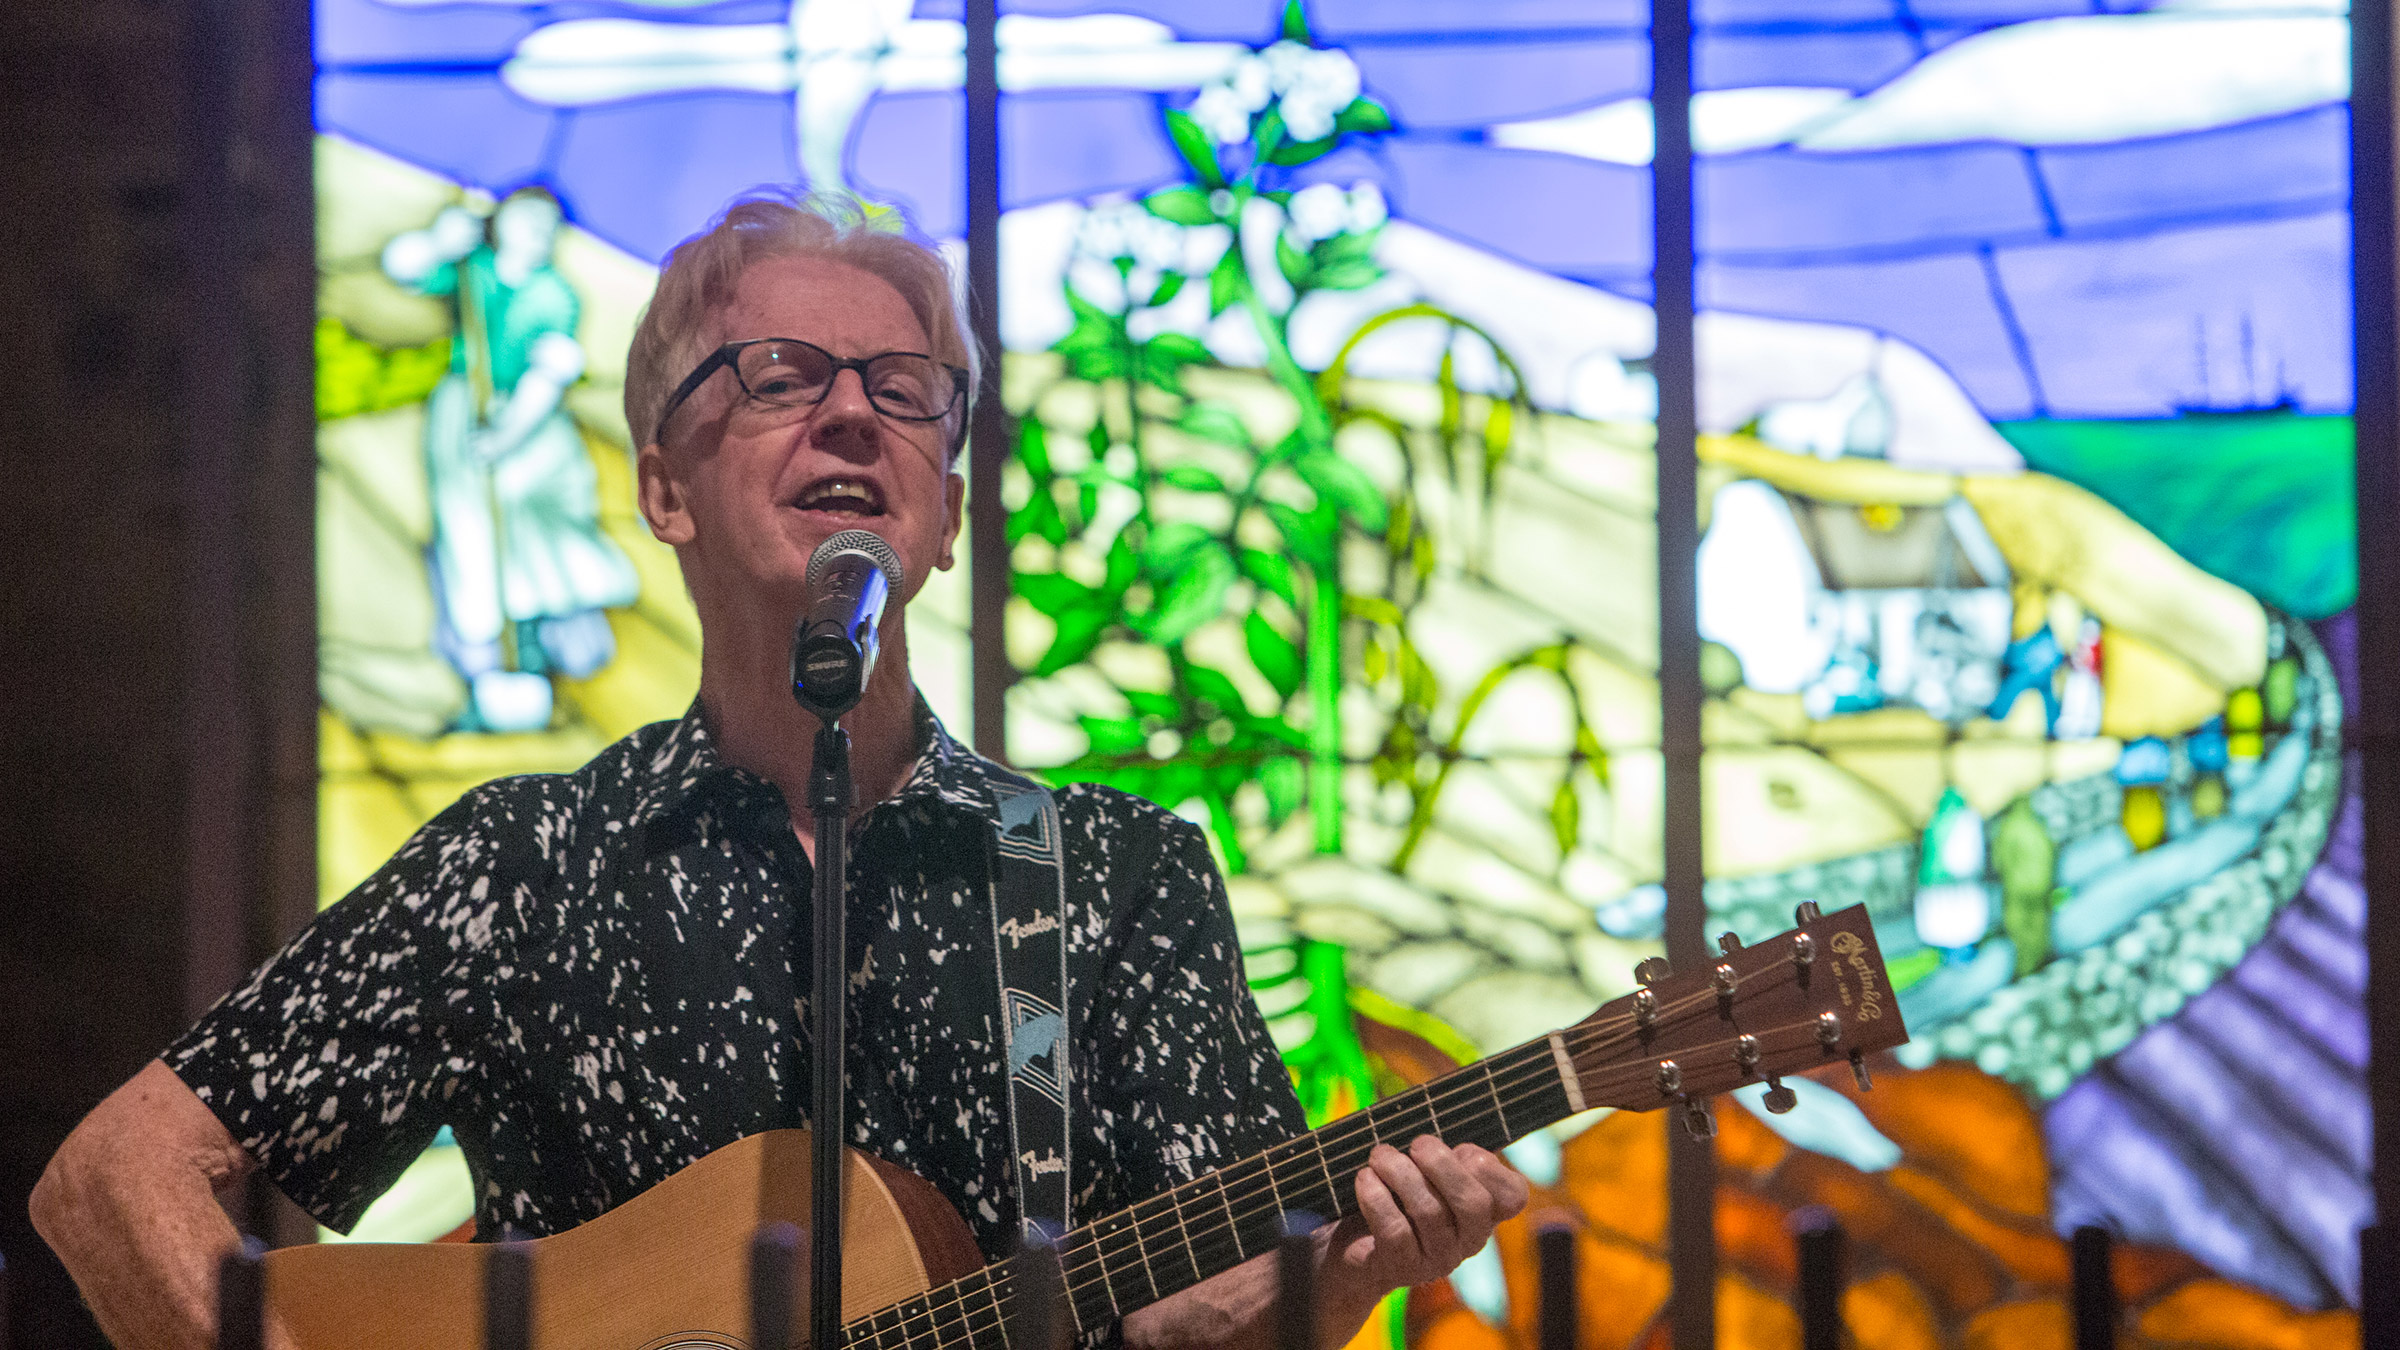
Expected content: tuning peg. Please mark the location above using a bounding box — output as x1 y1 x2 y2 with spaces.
1849 1050 1873 1092
1717 931 1743 955
1761 1077 1797 1114
1794 900 1822 926
1635 956 1672 986
1816 1011 1842 1051
1791 932 1816 987
1682 1098 1716 1140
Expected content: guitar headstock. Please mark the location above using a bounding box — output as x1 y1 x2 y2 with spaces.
1559 904 1907 1128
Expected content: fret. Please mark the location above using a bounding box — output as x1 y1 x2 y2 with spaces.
1215 1154 1283 1259
1152 1190 1207 1292
980 1272 1013 1350
1091 1205 1162 1309
1369 1084 1439 1150
1178 1167 1249 1279
1059 1229 1119 1332
1482 1057 1511 1143
1264 1137 1340 1222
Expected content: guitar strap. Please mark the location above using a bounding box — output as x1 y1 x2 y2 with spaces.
985 775 1072 1240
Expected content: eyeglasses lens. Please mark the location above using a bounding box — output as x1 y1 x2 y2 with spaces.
736 343 953 421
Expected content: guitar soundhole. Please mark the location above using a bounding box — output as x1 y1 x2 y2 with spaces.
636 1337 745 1350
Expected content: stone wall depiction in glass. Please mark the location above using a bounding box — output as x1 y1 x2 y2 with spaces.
310 0 2361 1342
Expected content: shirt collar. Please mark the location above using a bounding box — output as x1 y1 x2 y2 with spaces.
630 693 1008 826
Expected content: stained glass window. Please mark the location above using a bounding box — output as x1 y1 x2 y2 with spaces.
309 0 2363 1344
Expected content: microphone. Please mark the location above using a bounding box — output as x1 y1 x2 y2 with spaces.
791 529 905 719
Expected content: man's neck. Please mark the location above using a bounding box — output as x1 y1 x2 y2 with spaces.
697 611 924 857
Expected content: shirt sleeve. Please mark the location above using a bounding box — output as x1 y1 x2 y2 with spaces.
162 783 538 1234
1082 805 1304 1209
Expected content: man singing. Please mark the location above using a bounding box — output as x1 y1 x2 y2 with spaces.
33 189 1527 1350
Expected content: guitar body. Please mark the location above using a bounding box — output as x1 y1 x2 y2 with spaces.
255 907 1907 1350
264 1130 985 1350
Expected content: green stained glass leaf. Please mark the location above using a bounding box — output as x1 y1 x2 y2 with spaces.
1334 99 1393 137
1145 185 1218 226
1265 502 1336 569
1276 232 1313 289
1180 401 1252 448
1015 572 1096 619
1006 488 1067 547
1183 663 1246 715
1017 417 1054 478
1165 108 1227 189
1163 465 1228 494
1105 530 1140 593
1295 451 1389 530
1036 607 1111 677
1126 690 1181 719
1209 245 1243 319
1245 610 1304 700
1551 777 1581 855
1054 291 1128 381
1143 520 1215 575
1147 271 1187 308
1087 418 1111 461
1240 548 1299 609
1078 479 1102 526
1308 232 1382 291
1268 136 1339 167
1144 544 1236 644
1080 715 1147 757
1140 332 1213 395
1280 0 1312 43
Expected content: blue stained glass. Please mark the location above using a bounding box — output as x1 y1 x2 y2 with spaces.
315 0 532 65
854 92 965 237
1901 0 2098 23
1994 211 2352 417
1696 29 1923 91
1701 251 2042 416
1000 0 1277 42
1003 92 1186 211
318 72 554 198
549 91 801 262
1309 0 1645 38
1352 39 1647 128
1702 143 2051 258
1378 140 1651 287
1696 0 1898 23
2035 107 2349 235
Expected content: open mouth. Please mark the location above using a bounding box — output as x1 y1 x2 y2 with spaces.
789 476 886 517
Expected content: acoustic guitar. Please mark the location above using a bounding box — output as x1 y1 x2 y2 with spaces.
263 903 1904 1349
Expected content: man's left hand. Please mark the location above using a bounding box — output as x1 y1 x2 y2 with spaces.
1332 1136 1531 1294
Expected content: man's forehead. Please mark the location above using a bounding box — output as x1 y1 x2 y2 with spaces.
715 254 926 350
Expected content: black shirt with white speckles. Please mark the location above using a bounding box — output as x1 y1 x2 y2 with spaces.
165 697 1302 1264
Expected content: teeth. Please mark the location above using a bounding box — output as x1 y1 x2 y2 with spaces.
797 478 881 513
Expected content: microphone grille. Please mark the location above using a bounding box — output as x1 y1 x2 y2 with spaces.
807 529 907 594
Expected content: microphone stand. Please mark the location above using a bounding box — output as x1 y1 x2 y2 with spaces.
806 711 852 1350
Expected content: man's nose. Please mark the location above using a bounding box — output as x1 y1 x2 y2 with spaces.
811 367 882 456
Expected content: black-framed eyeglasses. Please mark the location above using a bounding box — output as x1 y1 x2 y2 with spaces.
653 338 968 445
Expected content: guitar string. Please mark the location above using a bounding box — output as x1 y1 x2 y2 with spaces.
852 959 1833 1350
858 981 1829 1350
855 1014 1849 1350
852 977 1844 1350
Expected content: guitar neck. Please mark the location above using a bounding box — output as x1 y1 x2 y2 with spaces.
841 1038 1577 1350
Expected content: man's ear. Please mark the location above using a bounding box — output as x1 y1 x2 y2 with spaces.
937 467 965 571
637 442 696 546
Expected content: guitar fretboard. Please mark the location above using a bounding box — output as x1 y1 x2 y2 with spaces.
839 1037 1573 1350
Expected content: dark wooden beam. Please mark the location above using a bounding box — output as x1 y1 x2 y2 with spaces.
964 0 1011 761
1652 3 1714 1347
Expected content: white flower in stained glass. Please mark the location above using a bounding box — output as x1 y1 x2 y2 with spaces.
1288 183 1350 244
1263 42 1361 142
1229 53 1272 113
1345 183 1387 234
1191 81 1256 147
